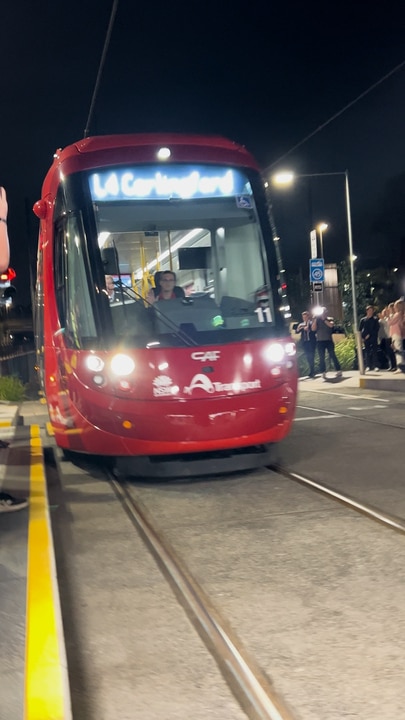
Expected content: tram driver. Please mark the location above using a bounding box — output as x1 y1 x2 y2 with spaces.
147 270 185 304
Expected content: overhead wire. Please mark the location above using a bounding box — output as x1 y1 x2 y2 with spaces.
84 0 119 138
265 58 405 172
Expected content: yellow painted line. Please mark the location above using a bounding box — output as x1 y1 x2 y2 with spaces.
25 425 71 720
46 422 54 436
0 420 11 427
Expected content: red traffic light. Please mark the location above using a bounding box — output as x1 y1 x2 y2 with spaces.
0 267 16 282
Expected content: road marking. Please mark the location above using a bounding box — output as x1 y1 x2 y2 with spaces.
300 388 389 402
347 405 388 410
25 426 71 720
297 405 343 416
294 415 342 422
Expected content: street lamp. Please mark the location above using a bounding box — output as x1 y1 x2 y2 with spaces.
272 170 364 374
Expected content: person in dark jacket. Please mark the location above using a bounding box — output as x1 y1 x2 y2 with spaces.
295 311 317 378
311 308 342 379
359 305 380 372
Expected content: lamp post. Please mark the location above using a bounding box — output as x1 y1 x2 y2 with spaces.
272 170 364 374
263 182 290 320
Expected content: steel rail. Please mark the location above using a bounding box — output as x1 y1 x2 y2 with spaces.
270 465 405 534
109 474 297 720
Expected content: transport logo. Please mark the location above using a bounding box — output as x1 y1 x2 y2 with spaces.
183 374 261 395
152 375 177 397
184 374 216 394
191 351 221 362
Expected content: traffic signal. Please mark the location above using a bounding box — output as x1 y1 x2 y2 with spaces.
0 267 16 282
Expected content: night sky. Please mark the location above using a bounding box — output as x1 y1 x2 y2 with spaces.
2 1 405 305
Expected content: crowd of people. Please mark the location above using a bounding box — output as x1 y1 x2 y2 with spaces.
295 301 405 379
378 299 405 372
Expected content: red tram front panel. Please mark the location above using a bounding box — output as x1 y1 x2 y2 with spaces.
45 341 296 455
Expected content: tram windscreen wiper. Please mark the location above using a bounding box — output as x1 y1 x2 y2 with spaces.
115 284 199 347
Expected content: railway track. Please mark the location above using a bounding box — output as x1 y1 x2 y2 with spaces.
103 457 405 719
108 472 296 720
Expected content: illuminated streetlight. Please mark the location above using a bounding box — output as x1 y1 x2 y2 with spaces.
272 171 295 186
271 169 364 374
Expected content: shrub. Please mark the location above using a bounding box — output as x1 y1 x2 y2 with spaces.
295 335 357 377
334 336 357 370
0 375 26 402
296 347 309 377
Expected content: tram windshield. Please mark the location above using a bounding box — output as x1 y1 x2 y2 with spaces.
57 163 281 349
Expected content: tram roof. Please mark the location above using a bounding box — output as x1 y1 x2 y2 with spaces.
42 133 260 192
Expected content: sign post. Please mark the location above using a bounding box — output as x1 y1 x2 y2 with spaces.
309 258 325 305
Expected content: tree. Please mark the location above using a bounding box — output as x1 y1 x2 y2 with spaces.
284 268 311 319
338 262 400 331
339 261 371 332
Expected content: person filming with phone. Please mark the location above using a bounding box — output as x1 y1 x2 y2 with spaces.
311 307 342 380
295 310 317 378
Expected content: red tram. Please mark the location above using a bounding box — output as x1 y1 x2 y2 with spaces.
33 134 297 476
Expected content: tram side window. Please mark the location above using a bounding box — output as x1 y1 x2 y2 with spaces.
222 225 270 304
54 215 97 348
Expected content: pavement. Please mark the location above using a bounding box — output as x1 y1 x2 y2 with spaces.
0 399 71 720
298 368 405 392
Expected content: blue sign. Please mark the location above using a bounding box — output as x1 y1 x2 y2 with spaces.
309 258 325 282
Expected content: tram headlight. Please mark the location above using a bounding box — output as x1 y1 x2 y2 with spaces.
86 355 105 372
111 353 135 376
285 342 296 356
264 343 285 363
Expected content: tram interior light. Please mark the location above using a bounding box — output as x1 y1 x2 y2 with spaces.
140 228 202 277
98 232 110 248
